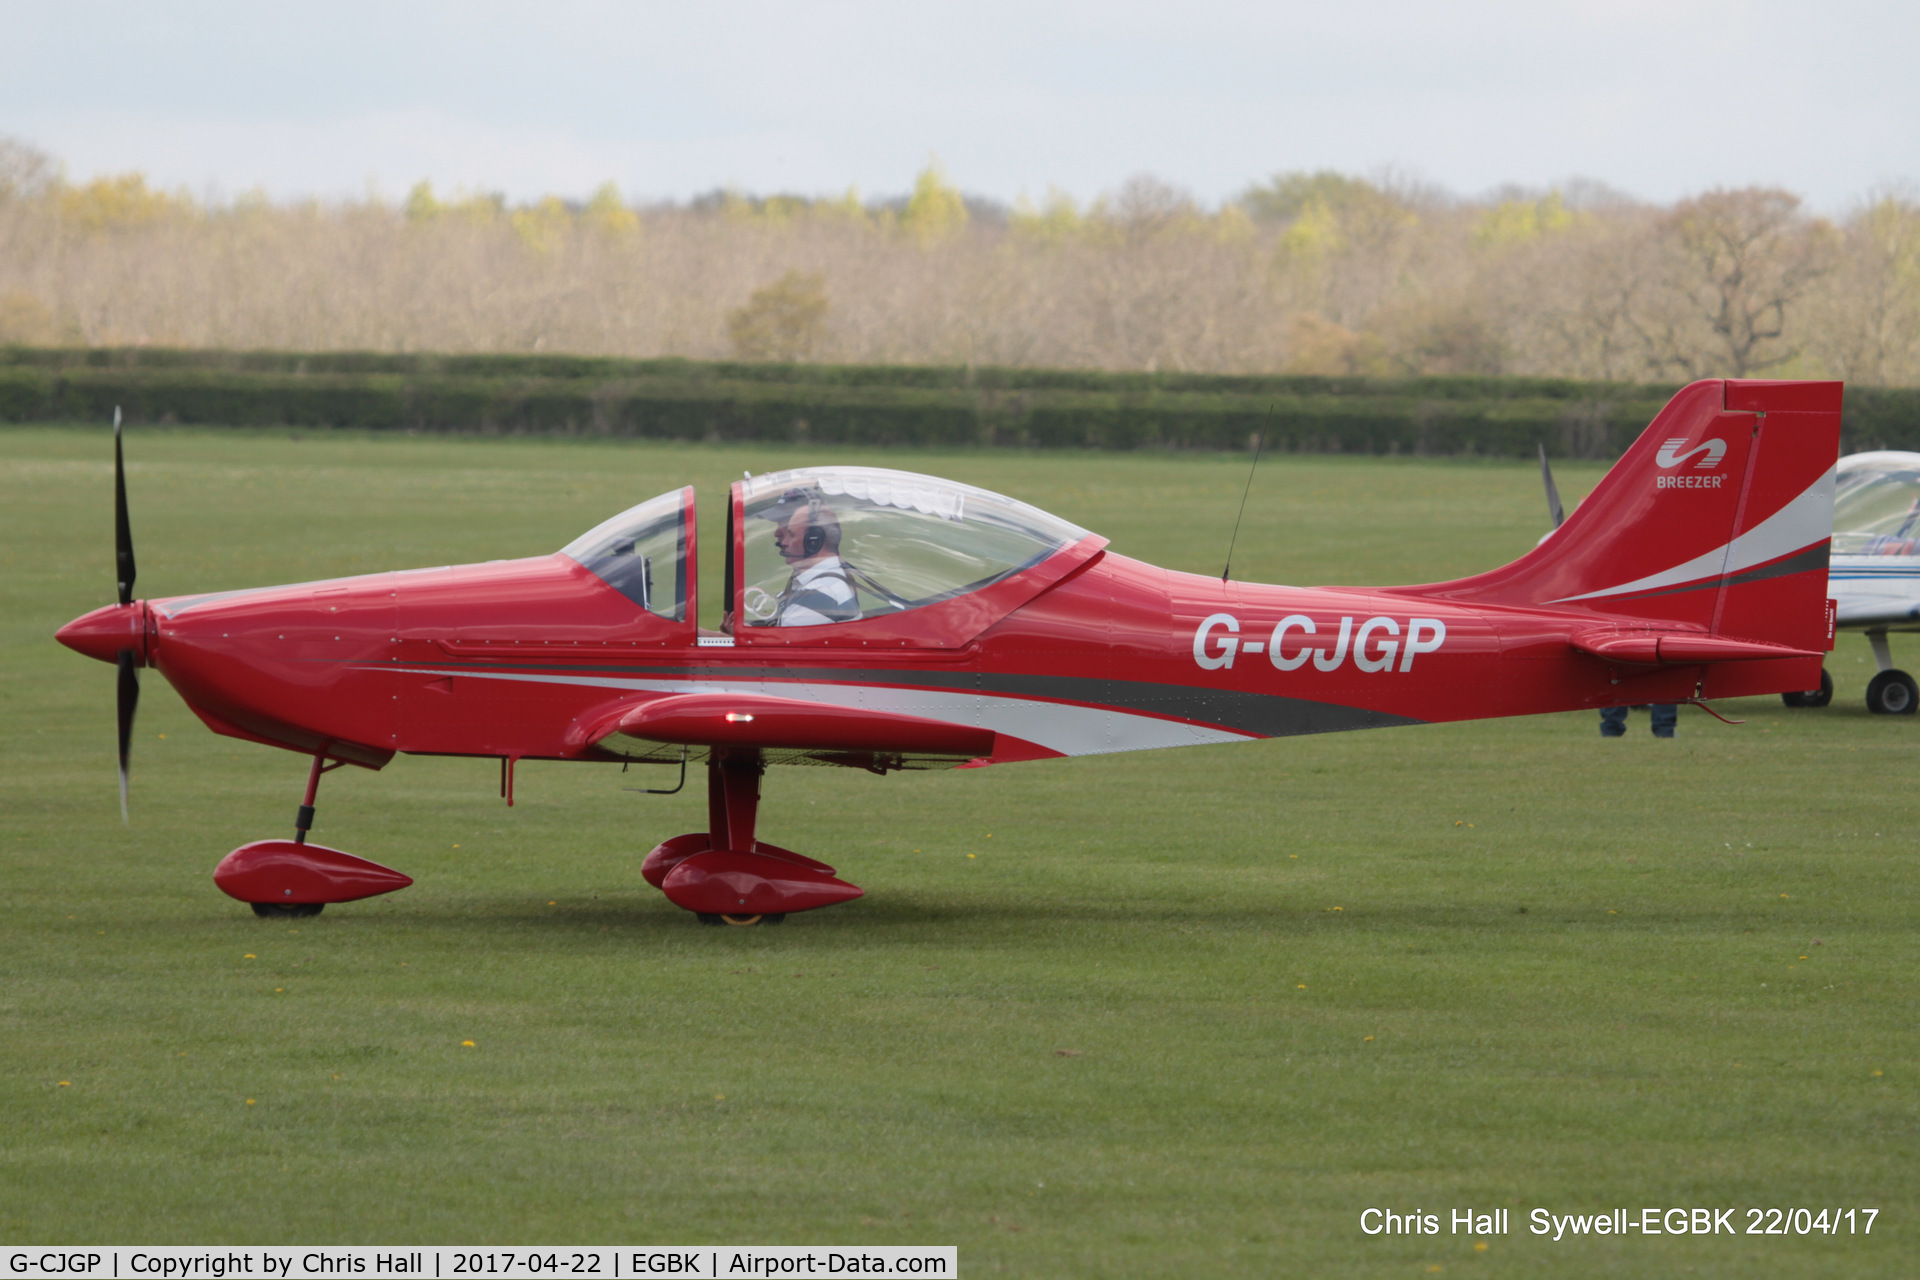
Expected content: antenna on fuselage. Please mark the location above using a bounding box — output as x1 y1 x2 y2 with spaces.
1221 407 1272 583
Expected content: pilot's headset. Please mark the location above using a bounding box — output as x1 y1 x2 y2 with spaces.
767 487 835 559
796 498 826 558
801 503 840 558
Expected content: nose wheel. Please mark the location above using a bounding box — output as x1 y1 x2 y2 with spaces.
698 912 787 927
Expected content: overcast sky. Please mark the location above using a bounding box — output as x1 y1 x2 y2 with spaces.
3 0 1915 212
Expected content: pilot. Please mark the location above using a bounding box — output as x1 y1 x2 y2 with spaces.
765 492 861 626
1864 495 1920 555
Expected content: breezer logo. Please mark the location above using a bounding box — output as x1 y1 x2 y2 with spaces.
1656 437 1727 470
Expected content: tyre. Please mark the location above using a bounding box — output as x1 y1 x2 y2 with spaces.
1781 668 1834 708
251 902 324 918
1865 668 1918 715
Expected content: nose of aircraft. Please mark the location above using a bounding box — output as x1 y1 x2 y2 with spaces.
57 602 147 665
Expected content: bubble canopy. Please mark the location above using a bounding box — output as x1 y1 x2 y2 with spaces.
737 466 1091 628
1834 452 1920 556
558 486 690 620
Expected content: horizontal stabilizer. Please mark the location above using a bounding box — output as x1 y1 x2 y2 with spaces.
1572 631 1824 665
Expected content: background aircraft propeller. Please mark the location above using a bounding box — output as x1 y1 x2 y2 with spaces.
1539 443 1565 529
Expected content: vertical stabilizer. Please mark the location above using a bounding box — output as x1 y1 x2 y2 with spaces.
1401 379 1840 653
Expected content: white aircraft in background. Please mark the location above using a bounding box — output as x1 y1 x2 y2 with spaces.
1782 451 1920 713
1538 445 1919 714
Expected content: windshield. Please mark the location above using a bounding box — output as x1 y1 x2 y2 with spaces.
560 487 690 620
737 466 1088 628
1834 454 1920 556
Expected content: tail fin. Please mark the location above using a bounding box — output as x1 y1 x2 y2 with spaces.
1407 379 1840 653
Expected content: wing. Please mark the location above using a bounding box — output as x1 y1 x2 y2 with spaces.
594 690 997 772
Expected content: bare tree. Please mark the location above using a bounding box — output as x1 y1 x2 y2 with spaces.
0 138 53 205
1638 187 1832 377
1481 206 1662 380
1804 191 1920 384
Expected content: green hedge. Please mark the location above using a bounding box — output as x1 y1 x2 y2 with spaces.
4 346 1914 458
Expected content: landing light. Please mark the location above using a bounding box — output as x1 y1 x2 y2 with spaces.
725 712 755 723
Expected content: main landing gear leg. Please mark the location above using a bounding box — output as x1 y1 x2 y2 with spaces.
701 755 777 926
707 757 729 851
211 746 414 916
642 750 862 926
717 755 762 854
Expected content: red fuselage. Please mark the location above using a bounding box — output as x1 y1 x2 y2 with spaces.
59 542 1809 775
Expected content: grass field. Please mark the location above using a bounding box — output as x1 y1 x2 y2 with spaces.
2 426 1914 1277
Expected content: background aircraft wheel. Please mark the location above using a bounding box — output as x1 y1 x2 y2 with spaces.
251 902 324 918
1864 669 1919 715
1781 668 1834 708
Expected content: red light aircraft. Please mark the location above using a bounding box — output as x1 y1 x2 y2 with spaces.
58 379 1841 925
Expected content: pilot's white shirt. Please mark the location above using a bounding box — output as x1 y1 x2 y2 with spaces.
779 557 860 626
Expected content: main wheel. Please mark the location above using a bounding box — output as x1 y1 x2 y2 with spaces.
696 912 786 927
251 902 324 918
1781 668 1834 708
1865 668 1918 715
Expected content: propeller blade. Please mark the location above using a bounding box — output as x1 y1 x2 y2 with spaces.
1538 443 1565 530
114 406 136 606
116 646 140 822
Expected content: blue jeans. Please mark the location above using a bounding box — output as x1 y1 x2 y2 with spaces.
1600 704 1677 737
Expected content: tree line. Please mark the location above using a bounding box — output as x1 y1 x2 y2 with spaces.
1 137 1915 385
